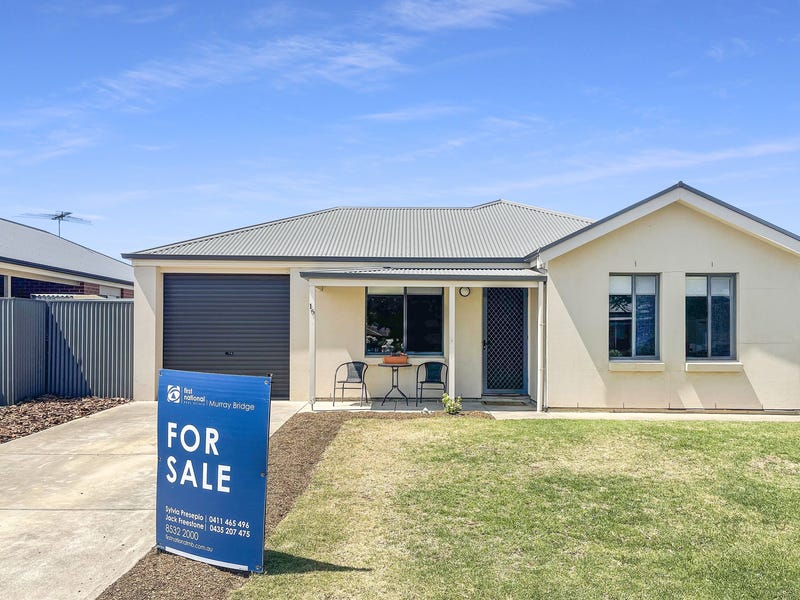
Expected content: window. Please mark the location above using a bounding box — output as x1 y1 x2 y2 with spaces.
366 287 443 355
686 275 735 359
609 275 658 359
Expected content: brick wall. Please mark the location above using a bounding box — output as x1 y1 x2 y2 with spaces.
11 277 83 298
10 277 133 299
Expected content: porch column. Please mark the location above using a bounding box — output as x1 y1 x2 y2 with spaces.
308 284 316 405
448 285 456 397
1 274 9 297
536 281 544 412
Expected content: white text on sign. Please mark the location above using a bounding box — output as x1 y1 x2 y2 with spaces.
165 422 232 493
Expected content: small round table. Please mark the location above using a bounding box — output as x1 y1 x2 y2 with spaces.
378 363 413 407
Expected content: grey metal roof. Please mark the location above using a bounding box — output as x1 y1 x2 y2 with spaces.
300 267 546 281
0 219 133 285
124 200 592 261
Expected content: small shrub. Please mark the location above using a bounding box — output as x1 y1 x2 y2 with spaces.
441 393 462 415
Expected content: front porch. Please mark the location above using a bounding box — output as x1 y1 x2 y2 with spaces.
300 267 546 411
309 395 538 414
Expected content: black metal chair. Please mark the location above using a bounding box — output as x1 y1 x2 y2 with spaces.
416 361 448 405
333 361 369 406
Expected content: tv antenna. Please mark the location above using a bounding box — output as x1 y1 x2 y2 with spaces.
17 211 92 237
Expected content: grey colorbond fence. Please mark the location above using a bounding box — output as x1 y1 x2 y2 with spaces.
0 298 132 405
0 299 48 405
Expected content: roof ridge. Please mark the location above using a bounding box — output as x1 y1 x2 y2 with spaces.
475 198 594 223
331 206 471 211
321 200 593 222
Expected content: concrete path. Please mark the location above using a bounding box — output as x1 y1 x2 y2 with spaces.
309 398 800 422
491 409 800 422
0 399 306 600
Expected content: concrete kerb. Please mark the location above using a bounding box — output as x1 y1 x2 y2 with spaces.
308 398 800 422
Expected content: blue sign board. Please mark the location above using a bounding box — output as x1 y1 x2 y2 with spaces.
156 369 271 572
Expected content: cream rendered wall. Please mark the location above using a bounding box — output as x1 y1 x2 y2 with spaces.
132 265 160 401
131 259 537 403
454 290 482 398
546 201 800 410
298 277 460 401
289 269 311 401
295 274 524 401
301 283 537 401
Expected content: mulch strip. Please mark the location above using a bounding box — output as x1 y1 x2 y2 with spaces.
0 395 130 443
99 409 491 600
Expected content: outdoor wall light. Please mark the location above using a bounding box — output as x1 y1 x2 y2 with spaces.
459 287 471 297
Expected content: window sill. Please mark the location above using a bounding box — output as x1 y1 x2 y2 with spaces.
608 361 665 372
364 357 446 364
685 361 743 373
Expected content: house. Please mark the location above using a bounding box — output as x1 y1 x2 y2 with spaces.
124 182 800 411
0 219 134 298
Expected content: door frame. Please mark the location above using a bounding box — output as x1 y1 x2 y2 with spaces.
482 287 528 395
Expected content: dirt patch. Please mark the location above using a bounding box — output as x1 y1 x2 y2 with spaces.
750 455 800 475
99 410 491 600
0 395 130 443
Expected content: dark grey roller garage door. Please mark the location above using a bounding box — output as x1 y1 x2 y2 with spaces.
163 274 290 399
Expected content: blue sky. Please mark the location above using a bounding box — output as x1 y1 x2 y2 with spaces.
2 0 799 259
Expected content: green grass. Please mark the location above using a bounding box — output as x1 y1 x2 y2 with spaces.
233 418 800 599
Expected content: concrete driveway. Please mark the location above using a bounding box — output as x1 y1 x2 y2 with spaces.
0 399 306 600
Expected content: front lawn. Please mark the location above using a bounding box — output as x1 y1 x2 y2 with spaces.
234 418 800 599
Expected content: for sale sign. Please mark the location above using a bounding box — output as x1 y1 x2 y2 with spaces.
156 369 271 572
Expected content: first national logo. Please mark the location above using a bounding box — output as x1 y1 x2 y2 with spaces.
167 385 181 403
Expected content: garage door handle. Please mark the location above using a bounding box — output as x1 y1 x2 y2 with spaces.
225 351 235 356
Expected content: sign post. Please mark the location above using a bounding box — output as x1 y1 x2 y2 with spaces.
156 369 271 572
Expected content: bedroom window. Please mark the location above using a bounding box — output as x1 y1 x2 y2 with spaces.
365 287 443 355
686 275 735 359
609 275 659 359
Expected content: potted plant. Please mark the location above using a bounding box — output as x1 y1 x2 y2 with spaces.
382 339 408 364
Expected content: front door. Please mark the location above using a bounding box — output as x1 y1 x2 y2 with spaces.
483 288 528 394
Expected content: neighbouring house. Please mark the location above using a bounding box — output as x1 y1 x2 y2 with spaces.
0 219 134 298
124 182 800 411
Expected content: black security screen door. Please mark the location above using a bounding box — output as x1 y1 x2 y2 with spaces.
483 288 527 394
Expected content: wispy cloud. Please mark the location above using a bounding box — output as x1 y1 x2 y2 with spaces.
132 143 171 152
707 37 754 62
126 4 180 24
385 0 568 31
468 138 800 193
91 35 411 107
243 2 326 29
357 104 465 121
0 23 415 164
480 115 546 131
41 2 179 23
0 106 83 129
19 130 98 165
245 2 297 28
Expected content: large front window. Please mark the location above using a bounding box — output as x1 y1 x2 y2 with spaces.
366 287 443 355
609 274 658 359
686 275 735 359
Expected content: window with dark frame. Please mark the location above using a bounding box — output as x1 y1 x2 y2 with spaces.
365 287 443 355
609 274 658 359
686 275 735 359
